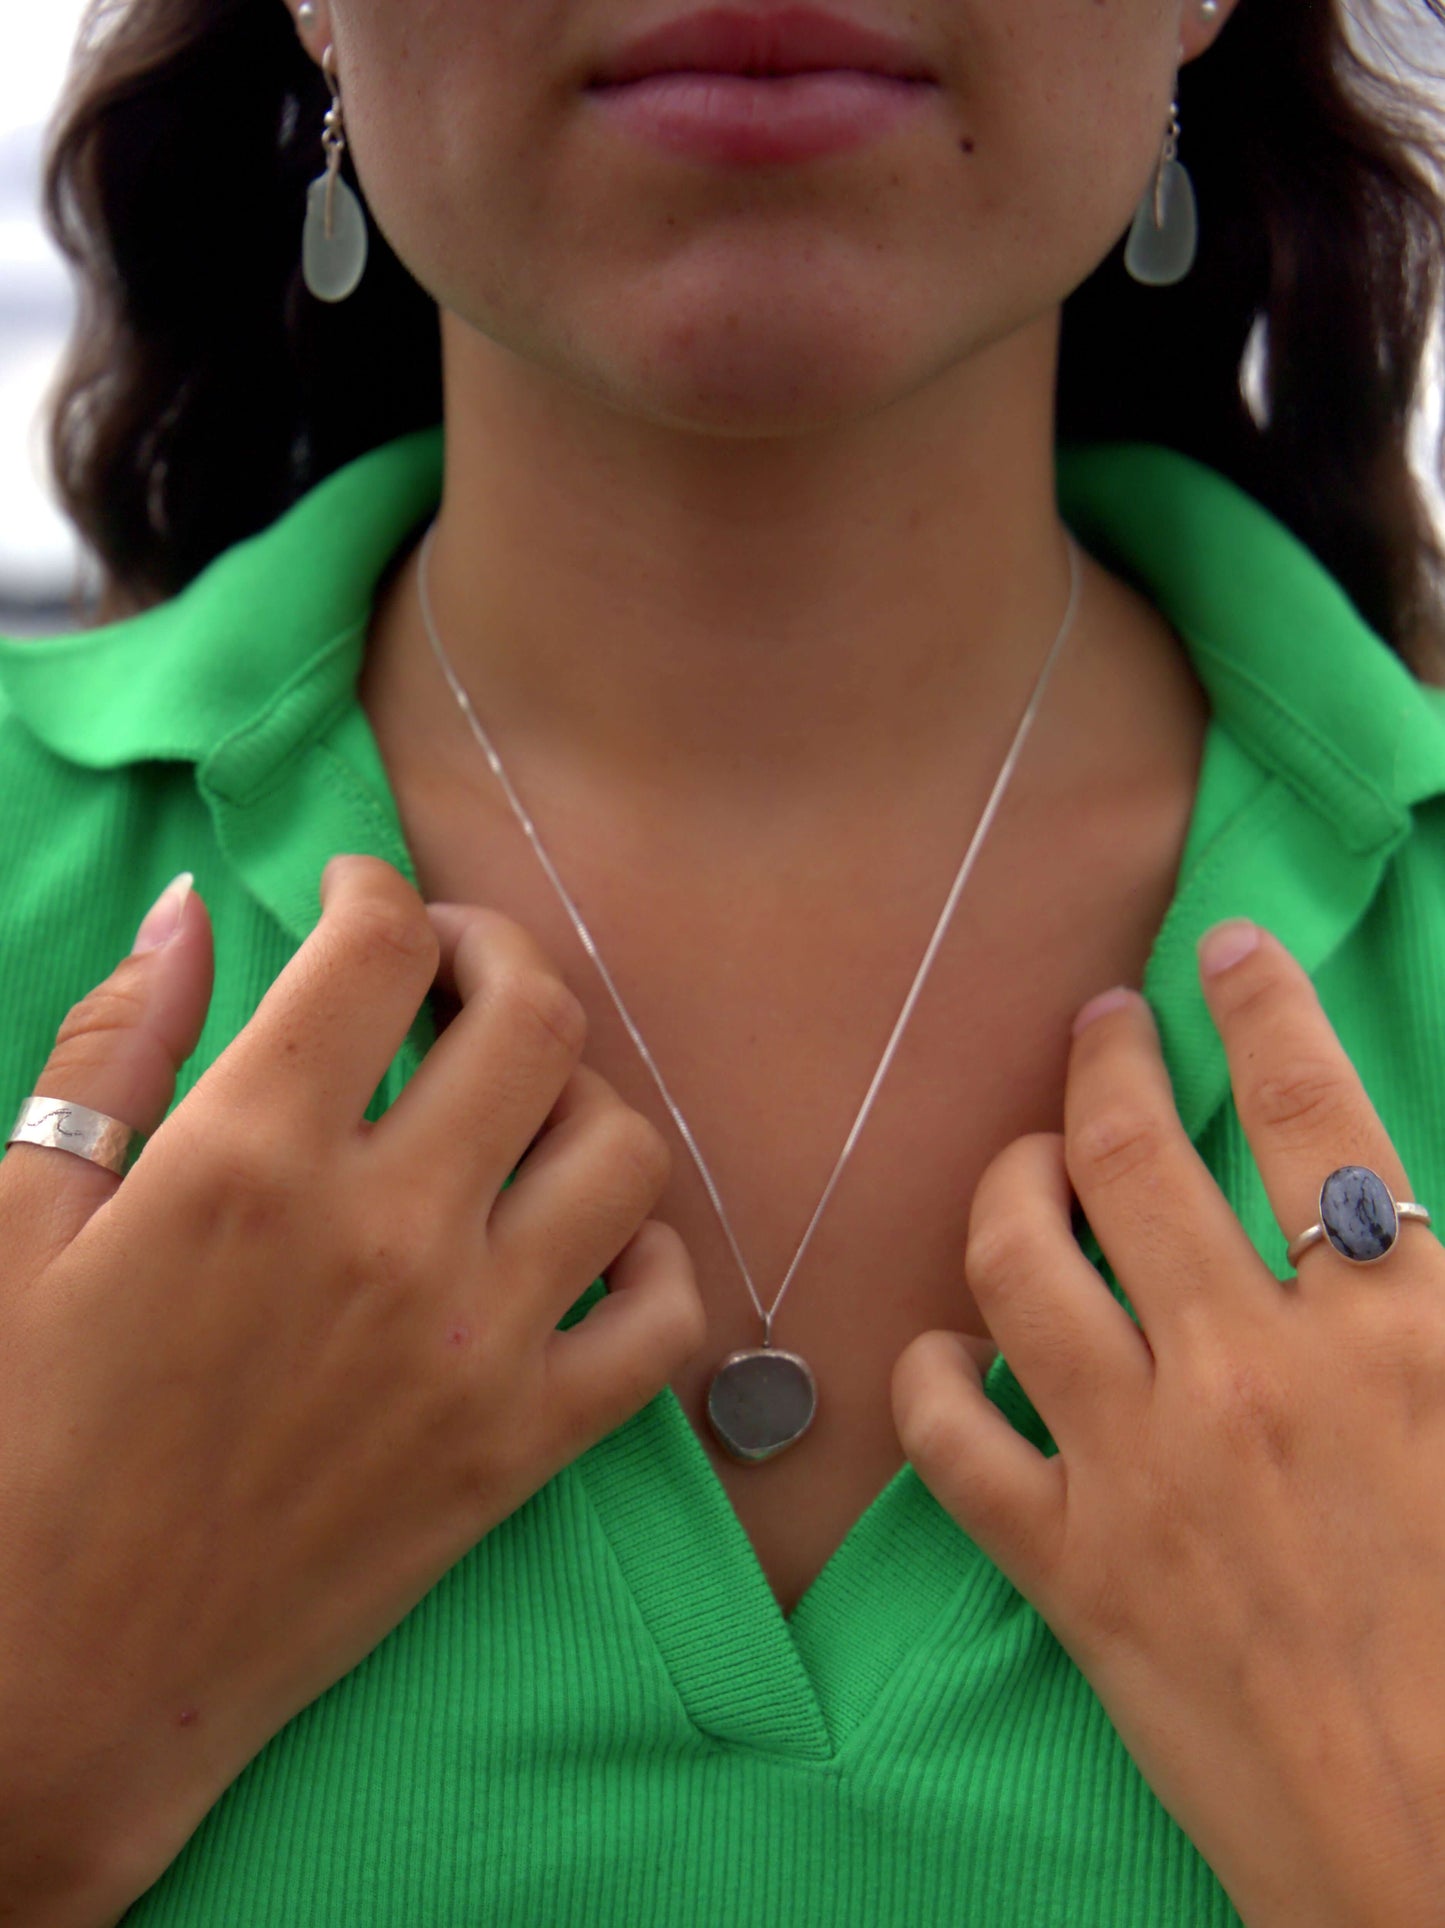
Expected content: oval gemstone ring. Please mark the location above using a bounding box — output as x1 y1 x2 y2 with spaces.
1285 1165 1432 1268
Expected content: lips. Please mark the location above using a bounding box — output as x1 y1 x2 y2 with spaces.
588 6 936 88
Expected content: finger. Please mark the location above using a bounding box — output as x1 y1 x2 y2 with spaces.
541 1219 706 1458
891 1325 1065 1613
501 1055 615 1184
488 1063 672 1303
964 1131 1154 1449
425 901 472 1006
200 854 440 1133
0 872 214 1272
1065 986 1269 1350
1195 919 1413 1281
376 903 588 1210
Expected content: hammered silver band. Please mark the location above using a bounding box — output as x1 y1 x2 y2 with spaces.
5 1096 137 1177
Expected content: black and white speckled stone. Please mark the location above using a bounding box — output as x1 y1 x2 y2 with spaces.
1319 1165 1398 1261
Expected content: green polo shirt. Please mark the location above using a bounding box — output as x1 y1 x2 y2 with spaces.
3 426 1445 1927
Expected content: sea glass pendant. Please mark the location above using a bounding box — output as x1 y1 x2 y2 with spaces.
303 171 369 304
1124 157 1197 287
706 1347 817 1463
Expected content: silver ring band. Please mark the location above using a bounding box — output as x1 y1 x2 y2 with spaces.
5 1096 138 1177
1288 1202 1431 1267
1286 1164 1430 1268
1288 1203 1427 1264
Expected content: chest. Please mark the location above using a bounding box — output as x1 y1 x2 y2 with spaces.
658 855 1168 1618
390 746 1202 1618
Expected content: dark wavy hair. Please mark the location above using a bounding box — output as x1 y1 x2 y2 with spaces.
39 0 1445 673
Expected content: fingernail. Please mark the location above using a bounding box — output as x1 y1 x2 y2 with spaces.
1071 986 1135 1037
1197 918 1261 978
132 871 194 954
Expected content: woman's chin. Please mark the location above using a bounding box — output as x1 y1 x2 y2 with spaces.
579 318 945 438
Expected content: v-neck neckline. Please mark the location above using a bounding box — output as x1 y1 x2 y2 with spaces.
557 1267 1015 1759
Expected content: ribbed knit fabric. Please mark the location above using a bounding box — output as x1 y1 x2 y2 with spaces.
4 428 1445 1927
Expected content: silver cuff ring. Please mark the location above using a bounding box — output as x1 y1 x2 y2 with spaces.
1285 1164 1431 1268
5 1095 139 1177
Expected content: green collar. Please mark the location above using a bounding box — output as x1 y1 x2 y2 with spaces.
0 429 446 781
4 424 1444 854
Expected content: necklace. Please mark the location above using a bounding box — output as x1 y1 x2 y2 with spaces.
416 526 1084 1464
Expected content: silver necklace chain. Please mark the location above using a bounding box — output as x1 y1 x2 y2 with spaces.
416 524 1083 1348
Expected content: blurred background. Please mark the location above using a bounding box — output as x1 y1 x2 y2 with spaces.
1 3 92 633
2 4 1443 636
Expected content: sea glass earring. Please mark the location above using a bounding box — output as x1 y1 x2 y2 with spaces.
1124 90 1198 286
302 43 369 303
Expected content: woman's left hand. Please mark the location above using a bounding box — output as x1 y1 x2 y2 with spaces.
891 918 1445 1928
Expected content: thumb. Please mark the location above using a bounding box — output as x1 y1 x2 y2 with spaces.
1 871 215 1270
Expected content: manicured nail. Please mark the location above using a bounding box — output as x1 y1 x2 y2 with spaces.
132 871 194 954
1197 918 1261 978
1072 986 1136 1037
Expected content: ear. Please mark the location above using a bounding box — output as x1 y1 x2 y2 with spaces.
1178 0 1244 67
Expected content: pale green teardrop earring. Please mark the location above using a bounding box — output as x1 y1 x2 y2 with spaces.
302 43 369 303
1124 89 1198 286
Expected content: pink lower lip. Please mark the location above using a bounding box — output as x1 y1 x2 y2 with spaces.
586 71 935 166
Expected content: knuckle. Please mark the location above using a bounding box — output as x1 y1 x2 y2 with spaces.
448 1420 534 1521
894 1375 969 1473
1211 961 1289 1030
1248 1058 1348 1143
969 1135 1034 1221
1352 1293 1445 1423
642 1223 707 1352
627 1303 705 1405
52 976 150 1057
1201 1356 1298 1467
596 1106 672 1201
494 964 588 1061
344 1194 437 1298
178 1131 314 1237
338 895 439 975
965 1208 1046 1296
1076 1574 1132 1653
1069 1104 1166 1190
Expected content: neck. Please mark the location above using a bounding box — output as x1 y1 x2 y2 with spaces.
366 310 1113 823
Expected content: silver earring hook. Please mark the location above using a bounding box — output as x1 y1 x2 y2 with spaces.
319 45 348 242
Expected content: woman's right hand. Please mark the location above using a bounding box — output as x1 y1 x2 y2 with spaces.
0 853 704 1928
